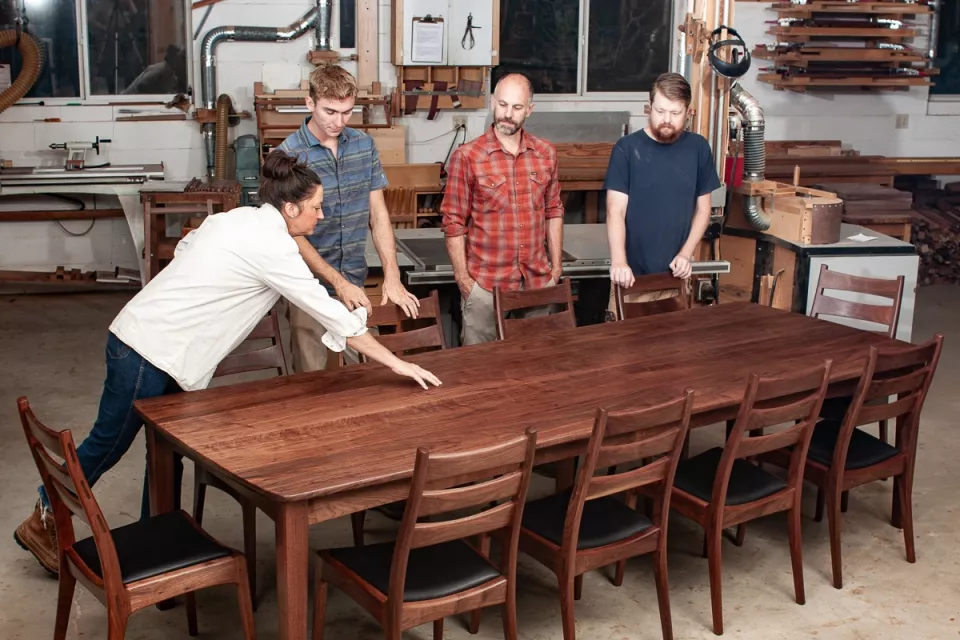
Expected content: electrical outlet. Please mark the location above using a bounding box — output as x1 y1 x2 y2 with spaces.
895 114 909 130
453 116 468 130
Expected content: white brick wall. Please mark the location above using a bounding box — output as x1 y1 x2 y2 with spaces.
0 0 957 272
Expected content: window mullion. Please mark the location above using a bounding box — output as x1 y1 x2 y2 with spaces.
579 0 588 96
77 0 91 100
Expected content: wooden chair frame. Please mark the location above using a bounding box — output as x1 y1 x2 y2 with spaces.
519 391 695 640
669 360 833 635
314 430 539 640
18 397 255 640
359 290 446 361
494 278 576 340
614 273 691 321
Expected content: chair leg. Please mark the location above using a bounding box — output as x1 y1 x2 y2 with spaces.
891 476 903 529
899 472 916 563
614 559 626 587
235 556 257 640
653 546 674 640
433 618 444 639
469 533 491 633
879 419 888 443
193 475 207 526
840 491 849 513
241 501 258 610
106 609 129 640
574 574 583 601
733 524 746 547
787 506 805 605
559 572 577 640
54 567 76 640
185 591 199 636
827 490 844 590
312 563 328 640
501 597 518 640
350 511 366 547
706 526 724 635
814 487 825 523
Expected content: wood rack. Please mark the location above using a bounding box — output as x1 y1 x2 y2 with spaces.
758 1 934 92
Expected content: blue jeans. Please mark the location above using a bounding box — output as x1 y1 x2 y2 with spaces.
39 332 183 520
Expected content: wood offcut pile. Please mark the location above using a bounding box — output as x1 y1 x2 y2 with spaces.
897 178 960 285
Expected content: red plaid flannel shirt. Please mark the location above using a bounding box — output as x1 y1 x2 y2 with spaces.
441 126 564 292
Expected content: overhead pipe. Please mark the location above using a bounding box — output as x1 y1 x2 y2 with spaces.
200 5 320 176
0 30 44 114
729 83 770 231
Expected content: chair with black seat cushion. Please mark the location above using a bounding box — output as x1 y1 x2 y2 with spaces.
669 361 832 635
762 335 943 590
518 391 694 640
193 304 288 608
312 430 538 640
18 397 255 640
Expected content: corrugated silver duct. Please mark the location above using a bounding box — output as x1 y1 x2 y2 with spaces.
316 0 333 50
729 83 770 231
200 6 319 176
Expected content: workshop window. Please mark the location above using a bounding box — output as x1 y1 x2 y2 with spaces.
0 0 188 100
492 0 674 96
932 0 960 96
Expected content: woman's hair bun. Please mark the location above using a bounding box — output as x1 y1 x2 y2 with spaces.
261 151 300 180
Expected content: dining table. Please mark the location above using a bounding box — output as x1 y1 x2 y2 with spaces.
137 301 906 640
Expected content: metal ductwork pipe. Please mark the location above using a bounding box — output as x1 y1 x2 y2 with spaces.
200 6 320 176
316 0 333 50
729 83 770 231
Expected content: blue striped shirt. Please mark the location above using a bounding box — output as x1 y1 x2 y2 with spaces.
278 119 389 293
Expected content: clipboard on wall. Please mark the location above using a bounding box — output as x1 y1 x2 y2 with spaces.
411 14 445 64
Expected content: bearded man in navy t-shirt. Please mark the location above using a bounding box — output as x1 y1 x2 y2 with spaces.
603 72 721 313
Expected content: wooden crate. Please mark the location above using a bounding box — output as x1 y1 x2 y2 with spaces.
726 181 844 245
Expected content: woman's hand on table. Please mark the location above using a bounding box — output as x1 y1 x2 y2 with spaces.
391 360 442 390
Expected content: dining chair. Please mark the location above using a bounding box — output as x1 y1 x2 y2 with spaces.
518 391 694 640
613 272 690 320
494 278 576 340
668 360 833 635
193 305 288 607
809 264 905 444
762 335 943 589
313 430 538 640
19 397 256 640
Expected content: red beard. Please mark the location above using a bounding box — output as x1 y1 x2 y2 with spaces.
652 124 682 143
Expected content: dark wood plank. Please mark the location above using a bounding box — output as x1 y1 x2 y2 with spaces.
135 303 902 503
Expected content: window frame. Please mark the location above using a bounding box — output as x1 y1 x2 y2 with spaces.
515 0 682 103
16 0 193 106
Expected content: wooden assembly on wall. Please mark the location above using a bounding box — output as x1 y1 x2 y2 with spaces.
390 0 499 119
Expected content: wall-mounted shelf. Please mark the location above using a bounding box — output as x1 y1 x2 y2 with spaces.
770 1 933 16
392 65 487 119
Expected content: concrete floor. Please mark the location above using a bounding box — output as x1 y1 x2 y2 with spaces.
1 287 958 640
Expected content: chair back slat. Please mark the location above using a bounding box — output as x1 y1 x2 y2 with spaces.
387 431 537 606
369 289 442 326
856 395 918 426
410 502 513 549
737 423 808 460
213 308 288 379
417 473 521 518
615 273 689 320
586 457 669 501
746 393 823 433
866 368 929 401
594 428 677 470
360 291 446 361
810 264 904 338
495 279 576 340
376 325 446 357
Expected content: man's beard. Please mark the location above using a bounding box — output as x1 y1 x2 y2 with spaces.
496 118 521 135
651 124 682 143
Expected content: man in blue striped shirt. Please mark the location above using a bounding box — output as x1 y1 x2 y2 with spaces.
279 64 420 372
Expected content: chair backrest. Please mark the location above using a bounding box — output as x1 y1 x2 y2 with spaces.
835 334 943 469
565 391 695 549
359 290 446 362
387 430 538 612
494 278 576 340
810 264 905 338
614 273 690 320
711 360 833 505
18 397 122 593
213 307 289 379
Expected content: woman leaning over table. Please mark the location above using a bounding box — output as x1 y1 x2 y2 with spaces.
14 150 441 577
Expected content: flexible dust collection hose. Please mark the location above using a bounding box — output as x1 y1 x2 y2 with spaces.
0 29 44 113
214 93 233 180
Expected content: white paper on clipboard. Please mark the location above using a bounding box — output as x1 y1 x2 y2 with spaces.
412 18 444 63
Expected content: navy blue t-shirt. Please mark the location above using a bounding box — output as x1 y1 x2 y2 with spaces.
603 130 720 275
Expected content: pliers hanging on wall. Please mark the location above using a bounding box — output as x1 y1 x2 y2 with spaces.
461 13 480 50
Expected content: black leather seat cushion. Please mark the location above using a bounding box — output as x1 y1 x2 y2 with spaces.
73 510 232 584
674 447 787 506
807 419 899 470
522 489 653 549
326 539 501 602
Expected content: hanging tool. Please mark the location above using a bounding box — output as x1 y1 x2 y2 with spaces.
48 136 112 170
461 13 480 50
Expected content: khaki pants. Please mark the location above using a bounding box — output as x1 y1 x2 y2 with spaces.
461 280 556 346
285 301 377 373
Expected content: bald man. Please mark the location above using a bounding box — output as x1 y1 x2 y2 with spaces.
441 74 565 345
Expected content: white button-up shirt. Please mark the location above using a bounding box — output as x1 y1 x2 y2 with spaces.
109 203 368 391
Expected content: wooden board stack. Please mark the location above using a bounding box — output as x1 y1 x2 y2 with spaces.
901 179 960 285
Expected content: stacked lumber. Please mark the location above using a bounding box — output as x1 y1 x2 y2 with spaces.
895 178 960 285
813 182 915 228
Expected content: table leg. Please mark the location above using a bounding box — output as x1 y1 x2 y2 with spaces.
585 191 599 224
276 502 310 640
146 426 175 516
